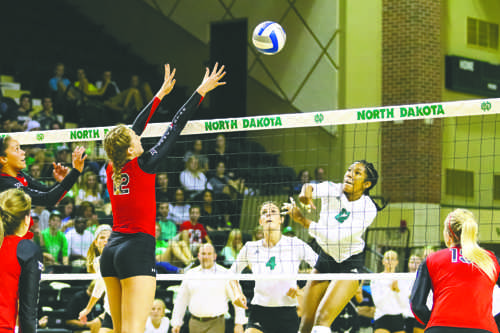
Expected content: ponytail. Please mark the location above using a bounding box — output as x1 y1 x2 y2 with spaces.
447 209 497 281
103 125 132 195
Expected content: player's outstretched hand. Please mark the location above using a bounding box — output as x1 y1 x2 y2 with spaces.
156 64 176 100
196 62 226 97
282 197 311 229
299 184 316 211
72 146 87 173
52 162 70 182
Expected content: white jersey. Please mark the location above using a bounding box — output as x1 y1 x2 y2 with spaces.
144 317 169 333
308 181 377 262
231 236 318 307
92 257 110 314
371 278 407 320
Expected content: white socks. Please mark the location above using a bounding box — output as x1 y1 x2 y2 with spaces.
310 326 331 333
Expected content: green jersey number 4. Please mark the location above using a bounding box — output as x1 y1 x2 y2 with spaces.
266 256 277 270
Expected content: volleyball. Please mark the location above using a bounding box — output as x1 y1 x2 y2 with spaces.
252 21 286 55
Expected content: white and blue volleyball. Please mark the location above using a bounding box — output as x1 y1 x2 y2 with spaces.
252 21 286 55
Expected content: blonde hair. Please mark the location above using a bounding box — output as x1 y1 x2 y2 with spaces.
0 188 32 236
103 125 132 195
445 209 497 281
80 170 100 197
86 224 111 273
153 299 166 313
225 229 243 254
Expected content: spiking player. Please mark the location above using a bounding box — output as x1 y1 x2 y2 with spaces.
284 160 384 333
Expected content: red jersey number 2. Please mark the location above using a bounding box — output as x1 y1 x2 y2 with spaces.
117 173 130 195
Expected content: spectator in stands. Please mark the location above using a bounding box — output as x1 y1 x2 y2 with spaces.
208 134 234 177
49 63 71 96
76 201 99 234
180 155 207 200
155 222 193 270
25 120 40 132
184 139 209 174
180 206 212 255
198 189 228 231
371 250 406 333
291 169 311 195
145 299 170 333
15 93 33 130
35 97 59 130
65 281 102 333
76 170 104 209
73 68 109 98
170 188 191 225
252 225 264 241
95 70 120 100
157 202 177 241
207 161 245 200
32 205 50 231
66 216 93 269
41 210 69 267
28 163 43 182
103 74 153 122
207 161 245 225
57 196 76 231
353 284 375 333
220 228 243 267
29 212 43 248
155 172 172 203
311 167 326 184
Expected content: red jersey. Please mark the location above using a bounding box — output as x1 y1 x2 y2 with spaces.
107 158 156 237
0 236 42 333
411 246 500 332
179 221 207 244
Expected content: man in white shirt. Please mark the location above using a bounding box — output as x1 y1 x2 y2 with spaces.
171 243 247 333
66 217 93 265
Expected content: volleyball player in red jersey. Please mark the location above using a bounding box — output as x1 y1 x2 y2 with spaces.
100 63 226 333
0 188 41 333
410 209 500 333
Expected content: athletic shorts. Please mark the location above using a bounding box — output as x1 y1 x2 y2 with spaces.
101 313 113 330
404 317 425 331
426 327 493 333
374 314 405 332
247 304 300 333
314 248 364 274
100 231 156 279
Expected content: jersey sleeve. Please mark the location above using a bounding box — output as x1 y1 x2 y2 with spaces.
23 169 81 207
309 181 341 199
22 172 54 192
17 240 43 333
138 92 203 174
131 97 162 135
410 259 432 325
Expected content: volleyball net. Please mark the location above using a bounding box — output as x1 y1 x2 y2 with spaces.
10 97 500 281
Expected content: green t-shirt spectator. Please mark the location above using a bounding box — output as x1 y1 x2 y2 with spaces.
42 228 68 262
158 219 177 241
156 240 169 256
